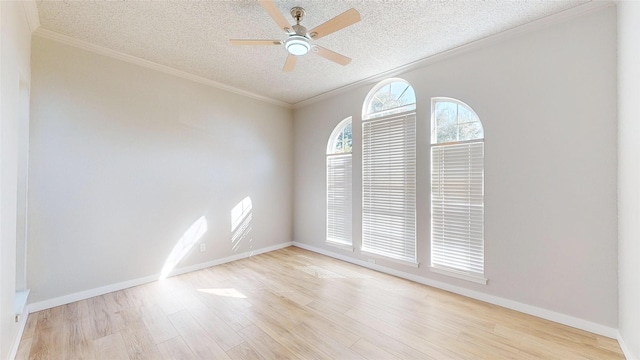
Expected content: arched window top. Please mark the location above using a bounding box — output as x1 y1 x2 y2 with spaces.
363 78 416 120
431 97 484 144
327 117 352 155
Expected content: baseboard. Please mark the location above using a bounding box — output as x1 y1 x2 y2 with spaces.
618 331 637 360
8 305 30 360
292 241 618 339
28 241 292 312
24 240 622 345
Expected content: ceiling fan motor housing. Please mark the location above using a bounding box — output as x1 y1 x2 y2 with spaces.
284 7 311 56
292 23 307 36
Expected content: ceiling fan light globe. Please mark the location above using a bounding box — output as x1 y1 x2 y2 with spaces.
285 35 310 56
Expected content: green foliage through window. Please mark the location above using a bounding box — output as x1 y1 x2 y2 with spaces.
328 120 352 154
364 79 416 119
432 99 483 144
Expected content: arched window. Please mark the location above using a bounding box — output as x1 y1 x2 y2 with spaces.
326 118 352 247
430 97 486 283
363 79 416 120
361 79 417 264
431 98 483 143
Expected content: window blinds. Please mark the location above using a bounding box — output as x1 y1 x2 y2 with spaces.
431 141 484 276
362 113 417 263
327 154 352 245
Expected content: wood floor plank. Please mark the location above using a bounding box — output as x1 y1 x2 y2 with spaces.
84 296 115 340
122 285 153 309
167 309 231 360
306 298 434 359
139 304 179 345
103 290 135 313
143 281 185 316
242 309 323 359
288 321 367 360
598 336 625 353
169 283 244 350
19 247 625 360
193 289 253 332
350 338 402 360
344 302 406 327
28 308 65 360
157 336 196 360
179 292 244 351
225 341 264 360
15 336 33 360
21 313 38 340
345 304 464 359
238 324 303 360
297 310 361 348
92 332 130 360
63 299 90 323
62 319 95 360
111 308 145 335
119 323 164 360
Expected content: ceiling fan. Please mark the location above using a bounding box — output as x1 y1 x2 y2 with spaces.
230 0 361 72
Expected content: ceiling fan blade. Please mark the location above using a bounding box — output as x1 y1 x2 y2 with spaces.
283 54 297 72
230 39 282 46
313 45 351 66
258 0 291 32
308 8 361 40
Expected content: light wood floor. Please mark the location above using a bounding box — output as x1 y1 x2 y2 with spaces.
17 246 624 360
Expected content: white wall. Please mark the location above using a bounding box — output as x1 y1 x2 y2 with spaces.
294 7 618 330
0 1 32 359
28 37 293 304
618 1 640 358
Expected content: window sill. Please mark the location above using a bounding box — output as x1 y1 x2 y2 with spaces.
325 241 354 252
361 249 420 268
430 266 487 285
15 289 30 316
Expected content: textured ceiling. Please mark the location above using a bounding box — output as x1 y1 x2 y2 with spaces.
35 0 589 105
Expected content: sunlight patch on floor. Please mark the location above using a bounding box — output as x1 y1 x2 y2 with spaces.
197 288 247 299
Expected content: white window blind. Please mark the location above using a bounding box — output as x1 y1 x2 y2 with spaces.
431 141 484 276
362 113 417 263
327 154 352 245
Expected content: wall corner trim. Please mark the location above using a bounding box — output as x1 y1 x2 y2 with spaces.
8 307 30 360
22 1 40 33
27 241 293 313
617 331 638 360
292 241 619 339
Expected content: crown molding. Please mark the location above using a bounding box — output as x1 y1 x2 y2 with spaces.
30 0 613 111
292 0 615 109
33 28 293 109
22 0 40 33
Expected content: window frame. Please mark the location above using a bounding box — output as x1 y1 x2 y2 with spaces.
430 97 486 284
326 117 354 249
361 79 418 266
362 78 417 121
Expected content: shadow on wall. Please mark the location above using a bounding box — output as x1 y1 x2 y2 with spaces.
159 216 208 280
231 196 253 253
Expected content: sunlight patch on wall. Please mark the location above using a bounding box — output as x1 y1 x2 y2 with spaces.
231 197 253 253
160 216 208 280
